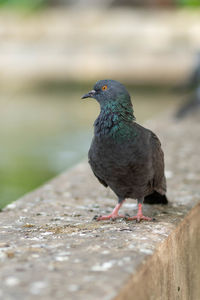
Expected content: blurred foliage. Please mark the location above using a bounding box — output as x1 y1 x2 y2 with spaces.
177 0 200 6
0 0 200 11
0 0 47 12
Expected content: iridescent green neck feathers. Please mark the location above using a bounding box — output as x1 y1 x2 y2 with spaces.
94 99 135 139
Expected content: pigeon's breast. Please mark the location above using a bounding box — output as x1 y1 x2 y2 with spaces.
88 135 153 199
89 136 129 171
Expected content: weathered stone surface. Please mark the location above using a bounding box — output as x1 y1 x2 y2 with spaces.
0 111 200 299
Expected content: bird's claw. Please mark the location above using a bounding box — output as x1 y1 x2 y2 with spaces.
125 215 152 222
92 215 101 221
136 218 141 223
123 213 130 221
93 214 125 221
125 213 130 217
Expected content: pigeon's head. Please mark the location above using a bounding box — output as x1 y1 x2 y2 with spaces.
81 79 131 107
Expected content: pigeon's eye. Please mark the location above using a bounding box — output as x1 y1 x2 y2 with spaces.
102 85 108 91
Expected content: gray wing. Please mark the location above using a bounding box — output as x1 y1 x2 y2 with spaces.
150 131 167 195
88 140 108 188
88 158 108 188
94 172 108 187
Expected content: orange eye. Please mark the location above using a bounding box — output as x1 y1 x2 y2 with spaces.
102 85 108 91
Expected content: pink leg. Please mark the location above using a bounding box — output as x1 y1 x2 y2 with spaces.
126 203 152 222
94 201 125 221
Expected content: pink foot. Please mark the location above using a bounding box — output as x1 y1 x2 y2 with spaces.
125 203 152 222
93 201 125 221
125 214 152 222
94 213 125 221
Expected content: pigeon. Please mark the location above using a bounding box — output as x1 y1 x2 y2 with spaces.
174 52 200 118
182 52 200 91
82 80 168 222
174 51 200 93
175 84 200 119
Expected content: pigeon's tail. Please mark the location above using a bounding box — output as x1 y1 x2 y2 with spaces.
144 191 168 205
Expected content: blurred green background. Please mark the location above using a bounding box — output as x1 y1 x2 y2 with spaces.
0 0 200 208
0 0 200 11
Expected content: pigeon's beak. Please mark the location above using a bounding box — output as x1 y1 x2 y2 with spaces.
81 90 96 99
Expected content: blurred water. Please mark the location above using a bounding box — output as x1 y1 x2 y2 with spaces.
0 85 180 208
